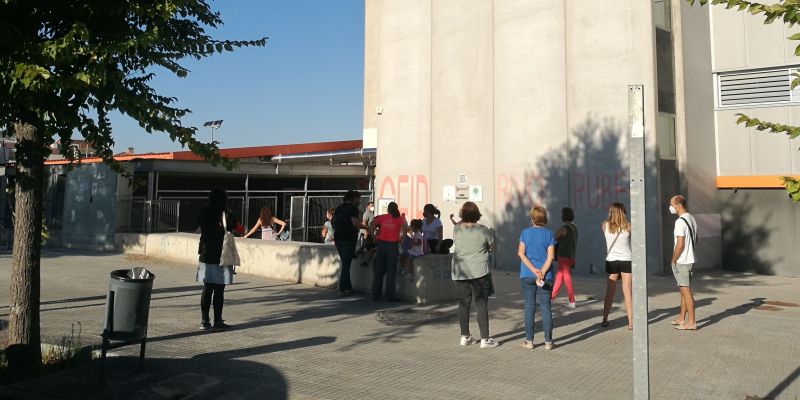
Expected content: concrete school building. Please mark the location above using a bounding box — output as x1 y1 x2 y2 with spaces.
362 0 800 277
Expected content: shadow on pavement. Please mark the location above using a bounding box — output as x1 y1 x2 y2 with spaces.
1 336 336 400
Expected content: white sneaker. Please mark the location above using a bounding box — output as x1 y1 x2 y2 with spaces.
568 302 576 309
480 338 499 349
460 335 478 346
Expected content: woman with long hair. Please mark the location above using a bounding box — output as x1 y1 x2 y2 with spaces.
370 202 407 301
321 208 335 244
422 203 447 253
601 202 633 330
517 206 556 350
244 206 287 240
452 202 498 348
196 188 237 330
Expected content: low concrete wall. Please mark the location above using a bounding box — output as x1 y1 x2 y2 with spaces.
115 233 458 303
116 233 341 288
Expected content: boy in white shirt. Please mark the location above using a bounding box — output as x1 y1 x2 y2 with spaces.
669 195 698 331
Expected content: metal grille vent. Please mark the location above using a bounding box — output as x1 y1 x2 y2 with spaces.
718 68 794 107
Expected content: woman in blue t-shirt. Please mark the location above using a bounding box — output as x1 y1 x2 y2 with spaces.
517 205 556 350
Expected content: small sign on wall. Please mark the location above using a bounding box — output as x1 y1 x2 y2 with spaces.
377 198 394 215
457 174 468 185
469 185 483 202
456 186 469 200
443 186 456 202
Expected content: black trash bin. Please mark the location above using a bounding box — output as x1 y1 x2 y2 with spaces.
100 269 155 381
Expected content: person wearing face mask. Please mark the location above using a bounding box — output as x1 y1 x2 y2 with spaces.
668 195 698 331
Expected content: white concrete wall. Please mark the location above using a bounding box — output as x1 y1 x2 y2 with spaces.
368 0 665 272
115 233 457 302
372 0 433 219
491 0 568 267
116 233 341 288
564 0 663 271
710 6 800 177
677 1 722 269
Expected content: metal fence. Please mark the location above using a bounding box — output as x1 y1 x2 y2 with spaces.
117 199 181 233
120 192 371 243
305 196 344 243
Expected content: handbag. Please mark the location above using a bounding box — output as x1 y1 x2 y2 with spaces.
220 211 241 266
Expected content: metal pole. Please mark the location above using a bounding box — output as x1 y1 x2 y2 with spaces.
244 174 250 228
628 84 650 400
302 175 309 242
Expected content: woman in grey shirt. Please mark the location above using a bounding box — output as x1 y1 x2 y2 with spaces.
450 202 498 349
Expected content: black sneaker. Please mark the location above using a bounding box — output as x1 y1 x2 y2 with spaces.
213 321 232 330
199 322 212 330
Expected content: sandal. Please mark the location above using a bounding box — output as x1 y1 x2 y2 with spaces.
670 319 684 326
627 325 633 331
601 320 609 328
675 324 696 331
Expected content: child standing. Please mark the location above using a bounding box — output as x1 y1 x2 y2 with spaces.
401 219 428 282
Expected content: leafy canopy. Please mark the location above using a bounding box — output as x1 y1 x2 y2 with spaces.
688 0 800 199
0 0 267 170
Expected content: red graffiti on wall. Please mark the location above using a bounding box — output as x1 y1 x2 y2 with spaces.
496 173 546 208
378 174 429 218
571 170 628 210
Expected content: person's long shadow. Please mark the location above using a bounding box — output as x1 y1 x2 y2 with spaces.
697 297 765 330
147 291 405 345
647 297 717 325
758 365 800 400
495 297 717 346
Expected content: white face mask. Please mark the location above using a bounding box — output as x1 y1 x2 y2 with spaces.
369 207 374 212
668 205 677 215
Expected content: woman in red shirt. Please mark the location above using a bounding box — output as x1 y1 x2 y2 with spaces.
370 202 408 301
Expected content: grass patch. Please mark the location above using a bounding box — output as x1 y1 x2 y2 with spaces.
0 322 98 384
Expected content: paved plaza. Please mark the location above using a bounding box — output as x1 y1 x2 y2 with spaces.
0 249 798 399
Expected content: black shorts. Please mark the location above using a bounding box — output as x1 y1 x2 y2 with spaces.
605 260 632 274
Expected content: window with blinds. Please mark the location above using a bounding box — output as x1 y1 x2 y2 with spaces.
717 67 799 108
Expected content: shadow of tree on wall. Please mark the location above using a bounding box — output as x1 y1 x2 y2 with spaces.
493 115 645 274
719 192 776 275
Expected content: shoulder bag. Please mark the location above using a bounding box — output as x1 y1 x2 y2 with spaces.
220 211 241 266
679 217 697 247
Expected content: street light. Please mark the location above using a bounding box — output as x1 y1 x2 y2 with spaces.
203 120 223 143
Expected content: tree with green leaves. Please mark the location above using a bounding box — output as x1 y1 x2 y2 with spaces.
0 1 265 373
688 0 800 200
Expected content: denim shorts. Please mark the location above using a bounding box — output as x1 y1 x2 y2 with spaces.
672 263 693 287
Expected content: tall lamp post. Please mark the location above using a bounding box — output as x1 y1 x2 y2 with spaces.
203 120 223 143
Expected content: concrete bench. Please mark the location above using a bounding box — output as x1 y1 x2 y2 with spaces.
350 253 457 303
115 233 457 303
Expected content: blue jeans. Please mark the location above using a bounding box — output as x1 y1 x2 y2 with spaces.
520 277 553 343
373 241 399 300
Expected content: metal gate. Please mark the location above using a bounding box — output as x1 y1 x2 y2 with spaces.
289 196 306 241
306 196 343 243
244 196 278 230
159 197 243 232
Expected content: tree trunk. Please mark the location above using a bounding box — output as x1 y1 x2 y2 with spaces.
7 121 44 375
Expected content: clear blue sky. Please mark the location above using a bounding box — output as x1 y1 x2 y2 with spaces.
109 0 365 153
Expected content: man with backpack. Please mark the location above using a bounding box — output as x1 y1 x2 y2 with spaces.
333 190 370 297
669 195 698 331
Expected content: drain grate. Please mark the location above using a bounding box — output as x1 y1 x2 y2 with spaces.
376 309 456 326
